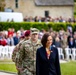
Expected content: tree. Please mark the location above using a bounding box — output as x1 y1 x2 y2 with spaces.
0 0 6 11
74 0 76 2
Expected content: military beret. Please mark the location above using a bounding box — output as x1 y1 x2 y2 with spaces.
20 35 24 39
24 30 30 36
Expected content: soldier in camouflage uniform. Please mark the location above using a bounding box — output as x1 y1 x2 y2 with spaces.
12 30 31 75
12 39 25 75
12 28 41 75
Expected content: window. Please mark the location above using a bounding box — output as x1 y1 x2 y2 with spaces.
15 0 18 8
16 3 18 8
15 0 18 2
45 11 49 17
0 7 1 11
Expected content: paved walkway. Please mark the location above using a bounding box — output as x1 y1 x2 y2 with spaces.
0 72 16 75
60 60 68 63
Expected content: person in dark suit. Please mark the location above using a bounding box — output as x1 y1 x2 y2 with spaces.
36 32 61 75
68 37 75 48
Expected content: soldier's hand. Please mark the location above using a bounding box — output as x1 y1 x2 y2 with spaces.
16 67 23 72
31 70 35 74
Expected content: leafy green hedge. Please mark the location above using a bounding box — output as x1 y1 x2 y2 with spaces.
74 0 76 2
0 22 48 31
0 22 76 32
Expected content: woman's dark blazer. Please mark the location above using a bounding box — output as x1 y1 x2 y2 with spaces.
36 46 61 75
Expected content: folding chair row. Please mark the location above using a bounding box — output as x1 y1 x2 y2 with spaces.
57 47 64 60
57 47 76 60
65 47 76 60
0 45 15 59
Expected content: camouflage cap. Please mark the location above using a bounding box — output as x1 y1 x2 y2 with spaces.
30 28 39 34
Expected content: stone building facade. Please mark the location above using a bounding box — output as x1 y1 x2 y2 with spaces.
5 0 74 18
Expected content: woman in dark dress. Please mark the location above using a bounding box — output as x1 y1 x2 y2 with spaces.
36 32 61 75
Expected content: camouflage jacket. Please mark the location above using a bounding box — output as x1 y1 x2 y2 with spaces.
18 39 41 75
12 39 26 67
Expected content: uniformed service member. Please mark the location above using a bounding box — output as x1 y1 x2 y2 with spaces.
12 30 31 75
12 28 41 75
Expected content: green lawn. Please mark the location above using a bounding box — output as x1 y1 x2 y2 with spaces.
61 61 76 75
0 64 17 73
0 60 76 75
0 60 17 73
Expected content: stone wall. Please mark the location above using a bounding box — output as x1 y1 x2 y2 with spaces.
5 0 74 18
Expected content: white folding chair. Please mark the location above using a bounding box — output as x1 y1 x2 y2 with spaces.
8 46 15 59
72 48 76 60
0 45 3 59
1 46 9 59
57 47 64 60
65 47 72 60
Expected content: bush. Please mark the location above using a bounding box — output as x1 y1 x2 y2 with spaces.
0 22 49 31
0 22 76 32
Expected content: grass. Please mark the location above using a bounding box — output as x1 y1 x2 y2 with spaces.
0 60 76 75
0 59 17 73
0 64 17 73
61 61 76 75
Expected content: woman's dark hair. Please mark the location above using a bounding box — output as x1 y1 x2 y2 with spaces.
41 32 51 47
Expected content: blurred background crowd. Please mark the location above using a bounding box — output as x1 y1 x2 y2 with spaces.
23 16 76 23
0 26 76 49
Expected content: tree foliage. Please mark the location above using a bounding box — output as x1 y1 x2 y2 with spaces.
74 0 76 2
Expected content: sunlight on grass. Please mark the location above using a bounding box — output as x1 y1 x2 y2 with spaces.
0 64 17 73
0 64 17 72
0 60 76 75
61 61 76 75
0 60 17 73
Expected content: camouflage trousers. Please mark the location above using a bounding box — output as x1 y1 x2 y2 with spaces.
17 69 35 75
